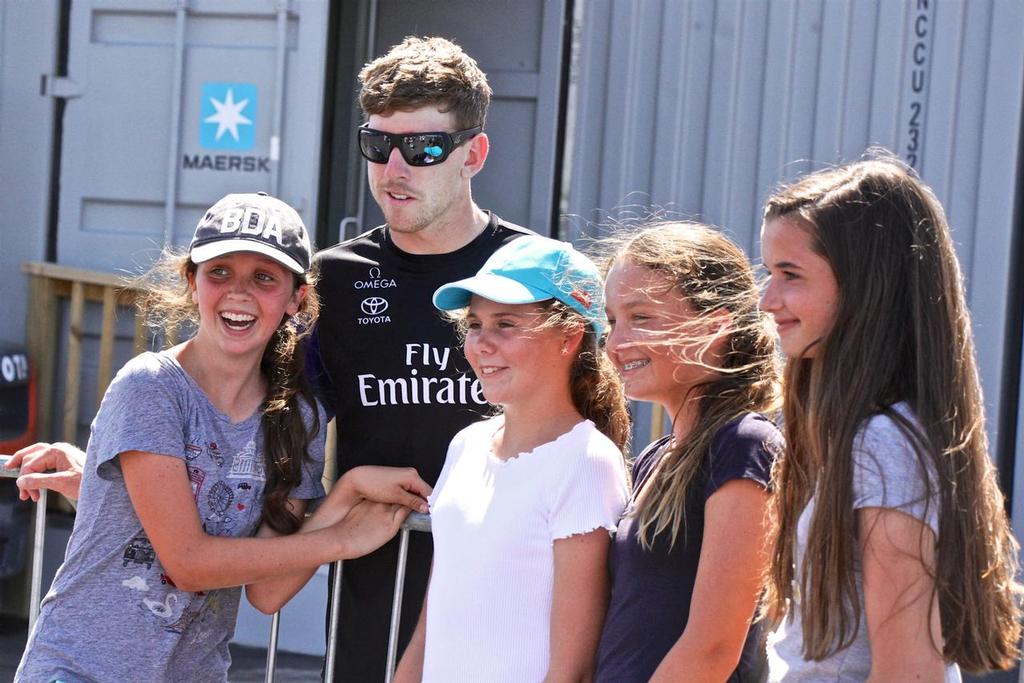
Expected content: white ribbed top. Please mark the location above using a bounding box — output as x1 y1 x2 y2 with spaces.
421 417 629 682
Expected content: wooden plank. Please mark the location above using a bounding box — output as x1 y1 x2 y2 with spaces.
96 286 117 406
22 261 133 289
62 282 85 443
133 309 147 356
649 403 665 444
23 265 142 443
165 323 179 348
25 274 58 441
323 419 337 490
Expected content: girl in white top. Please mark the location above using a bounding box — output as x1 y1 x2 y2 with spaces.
395 235 631 683
759 152 1022 681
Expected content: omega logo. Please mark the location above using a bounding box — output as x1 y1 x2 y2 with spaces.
354 264 397 290
361 297 389 315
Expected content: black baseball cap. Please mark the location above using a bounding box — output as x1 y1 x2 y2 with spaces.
189 192 312 277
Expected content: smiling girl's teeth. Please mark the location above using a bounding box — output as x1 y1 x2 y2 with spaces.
221 312 256 329
623 359 649 371
481 367 500 375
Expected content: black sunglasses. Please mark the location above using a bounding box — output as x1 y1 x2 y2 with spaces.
358 124 482 167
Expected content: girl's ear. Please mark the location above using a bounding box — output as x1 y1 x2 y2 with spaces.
703 308 734 359
188 272 198 305
562 326 586 356
286 283 309 317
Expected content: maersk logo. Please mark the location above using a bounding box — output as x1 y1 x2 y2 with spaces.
200 82 256 151
359 297 391 325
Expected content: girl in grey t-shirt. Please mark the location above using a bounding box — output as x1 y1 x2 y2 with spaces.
17 193 429 683
759 155 1021 680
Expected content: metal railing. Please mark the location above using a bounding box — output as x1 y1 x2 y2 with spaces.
0 457 431 682
0 455 46 635
273 510 433 683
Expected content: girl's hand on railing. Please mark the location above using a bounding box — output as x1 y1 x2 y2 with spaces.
329 500 411 560
337 466 431 513
4 442 85 503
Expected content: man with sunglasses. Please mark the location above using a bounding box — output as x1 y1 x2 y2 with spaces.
310 36 531 681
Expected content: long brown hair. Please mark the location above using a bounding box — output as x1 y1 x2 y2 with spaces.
137 251 321 535
548 301 632 453
761 152 1022 671
602 222 782 549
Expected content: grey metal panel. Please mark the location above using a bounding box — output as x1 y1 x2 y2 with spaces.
0 2 59 345
567 0 1024 467
56 0 328 271
49 0 329 477
360 0 566 234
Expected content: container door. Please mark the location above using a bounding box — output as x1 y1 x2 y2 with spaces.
55 0 329 271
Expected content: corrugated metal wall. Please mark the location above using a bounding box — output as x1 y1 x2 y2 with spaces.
565 1 1024 475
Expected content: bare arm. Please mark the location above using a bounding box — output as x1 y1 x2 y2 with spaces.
543 529 612 683
120 451 410 593
649 479 770 683
860 507 946 683
246 466 431 613
5 442 85 502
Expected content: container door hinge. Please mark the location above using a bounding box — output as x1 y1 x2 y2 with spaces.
40 75 84 99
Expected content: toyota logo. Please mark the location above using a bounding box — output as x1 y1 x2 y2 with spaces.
361 297 389 315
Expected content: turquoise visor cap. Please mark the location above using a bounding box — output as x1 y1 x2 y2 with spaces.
432 235 607 335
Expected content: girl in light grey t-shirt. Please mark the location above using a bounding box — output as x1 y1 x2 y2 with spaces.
17 193 429 683
759 155 1021 680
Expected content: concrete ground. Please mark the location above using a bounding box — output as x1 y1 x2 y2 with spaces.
0 614 323 682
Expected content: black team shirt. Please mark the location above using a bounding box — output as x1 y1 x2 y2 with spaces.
309 212 530 681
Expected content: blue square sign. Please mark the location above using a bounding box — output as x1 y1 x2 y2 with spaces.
200 82 257 151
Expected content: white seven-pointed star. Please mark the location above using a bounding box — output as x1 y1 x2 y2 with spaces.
204 88 252 142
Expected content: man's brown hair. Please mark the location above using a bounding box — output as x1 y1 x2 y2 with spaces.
359 36 492 130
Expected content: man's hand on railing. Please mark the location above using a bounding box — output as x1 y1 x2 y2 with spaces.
3 441 85 502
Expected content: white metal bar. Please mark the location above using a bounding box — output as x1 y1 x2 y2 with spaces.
28 488 46 633
384 528 410 683
323 559 344 681
0 455 19 478
1 455 48 633
384 512 431 681
264 610 281 683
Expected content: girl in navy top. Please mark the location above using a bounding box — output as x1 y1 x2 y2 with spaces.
596 222 783 682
